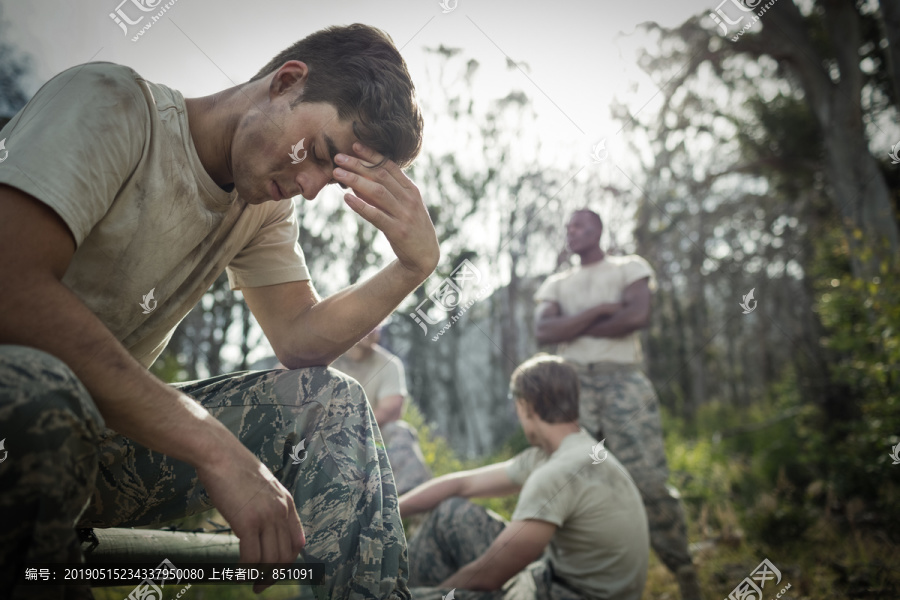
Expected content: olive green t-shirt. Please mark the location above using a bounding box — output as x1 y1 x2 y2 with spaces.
506 430 649 599
332 345 408 411
534 255 655 365
0 62 309 368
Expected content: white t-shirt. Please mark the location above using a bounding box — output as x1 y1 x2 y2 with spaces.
0 62 309 368
534 255 655 364
506 430 649 600
331 345 408 411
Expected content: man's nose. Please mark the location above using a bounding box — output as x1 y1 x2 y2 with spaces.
297 168 331 200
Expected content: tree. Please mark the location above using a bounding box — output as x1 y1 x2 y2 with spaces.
643 0 898 281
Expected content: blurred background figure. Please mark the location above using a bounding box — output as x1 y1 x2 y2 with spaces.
535 209 702 600
332 324 431 495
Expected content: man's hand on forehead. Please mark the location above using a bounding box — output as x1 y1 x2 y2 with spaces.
333 142 439 280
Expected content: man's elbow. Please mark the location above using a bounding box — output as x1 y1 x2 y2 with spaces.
277 345 333 370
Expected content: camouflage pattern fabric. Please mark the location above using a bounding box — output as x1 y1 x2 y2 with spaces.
570 361 694 575
0 344 411 600
381 420 431 495
408 497 588 600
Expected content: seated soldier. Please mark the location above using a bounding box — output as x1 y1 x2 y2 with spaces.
399 354 649 600
332 324 431 494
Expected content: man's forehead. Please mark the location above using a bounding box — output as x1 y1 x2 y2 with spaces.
568 212 594 225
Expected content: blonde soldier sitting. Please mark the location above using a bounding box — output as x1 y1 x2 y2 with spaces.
399 354 649 600
534 209 703 600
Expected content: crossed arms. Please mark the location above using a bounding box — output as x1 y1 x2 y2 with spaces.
399 462 557 591
534 277 652 345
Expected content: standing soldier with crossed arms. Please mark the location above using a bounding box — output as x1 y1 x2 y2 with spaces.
534 209 704 600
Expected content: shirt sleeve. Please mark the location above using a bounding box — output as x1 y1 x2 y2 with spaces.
511 466 575 527
506 447 542 486
624 255 657 292
0 63 147 247
377 356 408 400
226 199 310 290
534 274 561 304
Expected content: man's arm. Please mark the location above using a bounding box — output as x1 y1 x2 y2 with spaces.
534 300 622 345
243 143 440 368
581 277 651 338
0 185 304 571
372 394 404 426
399 461 521 518
440 519 557 590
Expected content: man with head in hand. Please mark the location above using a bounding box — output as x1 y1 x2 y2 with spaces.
534 209 703 600
0 24 436 599
400 354 649 600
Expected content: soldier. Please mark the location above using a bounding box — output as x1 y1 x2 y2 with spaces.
400 354 649 600
534 209 703 600
332 324 431 494
0 23 437 599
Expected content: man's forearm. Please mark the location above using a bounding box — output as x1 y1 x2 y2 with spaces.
284 260 432 367
535 302 621 345
583 307 646 338
0 277 240 468
398 473 464 518
439 558 501 591
373 395 404 426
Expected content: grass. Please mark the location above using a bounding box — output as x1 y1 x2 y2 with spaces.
92 401 900 599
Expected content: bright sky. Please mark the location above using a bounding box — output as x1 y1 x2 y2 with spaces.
1 0 721 369
4 0 715 166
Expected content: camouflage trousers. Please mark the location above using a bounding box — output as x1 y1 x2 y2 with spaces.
571 361 693 574
0 345 410 600
380 420 431 496
407 497 588 600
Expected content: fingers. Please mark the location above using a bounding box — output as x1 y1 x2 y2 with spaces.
333 144 410 216
349 142 410 189
239 529 262 566
291 508 307 555
243 492 301 594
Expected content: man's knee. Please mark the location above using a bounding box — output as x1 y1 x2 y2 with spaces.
0 345 105 443
268 366 380 485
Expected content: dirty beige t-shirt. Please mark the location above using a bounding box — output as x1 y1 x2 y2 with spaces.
331 345 408 410
506 430 649 600
534 255 655 365
0 62 309 368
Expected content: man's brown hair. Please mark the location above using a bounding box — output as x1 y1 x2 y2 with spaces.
510 354 580 424
252 24 423 168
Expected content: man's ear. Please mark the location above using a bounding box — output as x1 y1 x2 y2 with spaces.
516 398 534 418
269 60 309 100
